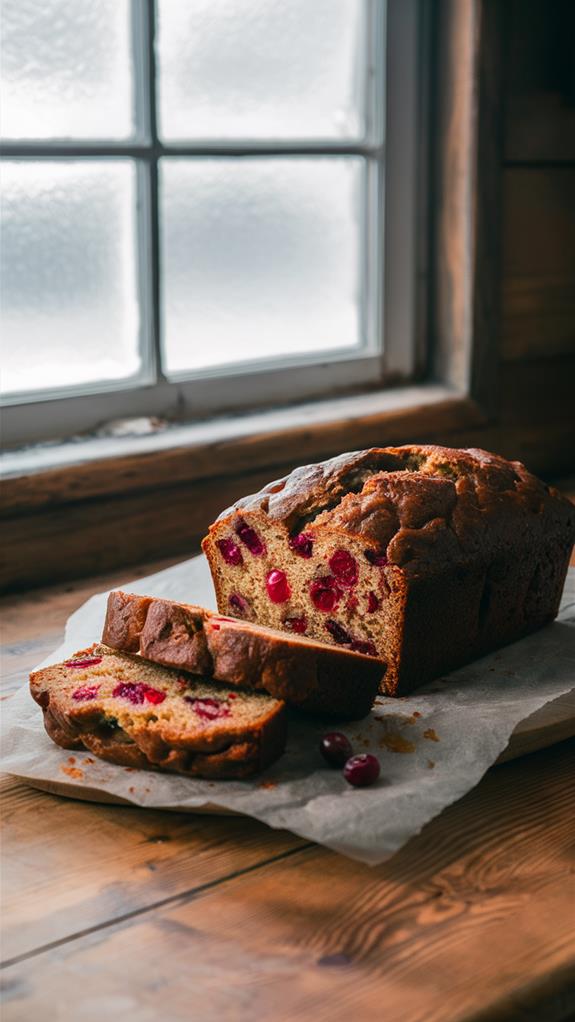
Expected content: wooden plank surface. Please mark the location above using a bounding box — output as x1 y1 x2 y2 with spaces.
1 553 575 1021
2 744 574 1022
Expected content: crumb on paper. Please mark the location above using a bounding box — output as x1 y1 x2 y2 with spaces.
374 714 417 753
423 728 440 742
84 757 95 764
379 734 416 754
67 756 76 764
258 780 278 789
128 786 136 793
61 765 84 779
427 760 435 769
405 712 422 725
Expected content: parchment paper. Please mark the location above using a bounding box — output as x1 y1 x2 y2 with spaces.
1 558 574 864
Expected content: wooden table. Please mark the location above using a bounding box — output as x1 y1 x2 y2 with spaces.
1 557 574 1022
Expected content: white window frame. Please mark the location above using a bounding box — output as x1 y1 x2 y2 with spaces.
1 0 425 449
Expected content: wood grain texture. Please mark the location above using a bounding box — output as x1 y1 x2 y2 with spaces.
2 740 573 1022
0 775 307 964
502 169 575 362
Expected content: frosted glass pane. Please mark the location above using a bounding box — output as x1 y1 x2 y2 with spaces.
0 161 141 397
158 0 367 141
160 158 363 375
0 0 134 139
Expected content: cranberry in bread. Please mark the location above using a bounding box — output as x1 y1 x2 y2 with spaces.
102 591 382 719
202 445 575 696
30 644 286 779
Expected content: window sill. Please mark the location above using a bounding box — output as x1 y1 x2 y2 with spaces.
2 383 485 515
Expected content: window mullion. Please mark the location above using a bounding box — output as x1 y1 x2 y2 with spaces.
132 0 164 386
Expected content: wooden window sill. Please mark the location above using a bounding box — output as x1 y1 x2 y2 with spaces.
0 385 489 592
1 384 484 515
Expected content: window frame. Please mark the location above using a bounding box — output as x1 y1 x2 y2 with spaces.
1 0 425 448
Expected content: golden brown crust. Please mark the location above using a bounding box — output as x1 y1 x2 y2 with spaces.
102 591 153 653
207 445 575 574
102 593 382 718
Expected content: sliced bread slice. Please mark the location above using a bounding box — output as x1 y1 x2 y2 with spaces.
30 643 286 779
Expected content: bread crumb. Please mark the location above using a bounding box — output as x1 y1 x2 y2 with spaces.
379 735 416 753
67 756 76 764
427 760 435 769
258 780 277 789
423 728 440 742
405 712 422 725
61 765 84 779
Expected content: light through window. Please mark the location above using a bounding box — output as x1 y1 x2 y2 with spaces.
1 0 421 446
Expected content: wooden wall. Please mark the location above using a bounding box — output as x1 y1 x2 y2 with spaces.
490 0 575 470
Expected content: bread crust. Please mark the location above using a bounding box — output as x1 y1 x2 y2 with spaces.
30 644 287 779
102 593 382 718
202 445 575 695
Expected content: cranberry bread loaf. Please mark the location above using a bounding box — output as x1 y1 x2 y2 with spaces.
102 590 381 719
202 445 575 696
30 644 286 778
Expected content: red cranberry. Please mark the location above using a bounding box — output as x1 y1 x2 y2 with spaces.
229 593 250 617
320 732 353 768
325 619 352 645
367 591 379 613
310 576 341 612
283 615 307 634
143 687 167 705
351 639 378 657
289 532 314 558
216 538 243 566
235 519 266 556
112 682 166 705
329 549 358 587
343 753 381 787
72 685 100 702
365 549 388 566
266 569 291 604
65 657 103 669
185 696 230 721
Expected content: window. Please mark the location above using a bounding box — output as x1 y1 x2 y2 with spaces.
1 0 423 447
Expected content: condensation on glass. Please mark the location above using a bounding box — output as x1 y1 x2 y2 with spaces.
1 0 385 425
0 0 134 140
157 0 368 141
161 157 364 375
0 161 141 396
